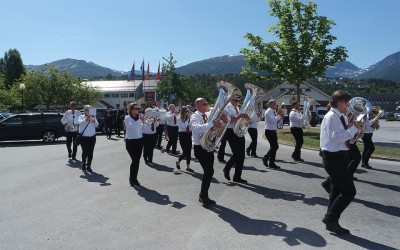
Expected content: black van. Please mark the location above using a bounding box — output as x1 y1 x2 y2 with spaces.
0 113 66 143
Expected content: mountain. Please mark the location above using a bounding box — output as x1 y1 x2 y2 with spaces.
325 61 360 78
355 51 400 83
25 58 131 79
176 55 248 75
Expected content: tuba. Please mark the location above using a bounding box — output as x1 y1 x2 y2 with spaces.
302 96 312 129
233 83 264 137
346 97 373 144
200 81 242 152
369 106 384 130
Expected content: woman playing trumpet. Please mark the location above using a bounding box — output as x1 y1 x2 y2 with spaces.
142 108 159 164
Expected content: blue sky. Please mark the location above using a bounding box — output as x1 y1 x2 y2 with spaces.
1 0 399 71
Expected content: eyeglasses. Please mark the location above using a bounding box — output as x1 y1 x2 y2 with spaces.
203 103 209 106
232 99 240 102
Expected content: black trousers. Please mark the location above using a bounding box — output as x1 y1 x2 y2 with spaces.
264 129 279 163
246 128 258 156
194 145 214 198
166 125 179 153
80 136 96 167
66 132 78 157
224 129 246 179
115 119 122 136
217 132 227 160
126 138 143 181
178 132 192 165
156 124 165 147
348 143 361 176
361 133 375 165
290 127 303 159
321 150 356 222
143 134 157 162
105 121 113 137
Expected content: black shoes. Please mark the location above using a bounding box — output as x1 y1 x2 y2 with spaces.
292 156 304 162
199 195 216 206
223 169 231 181
71 156 77 161
246 149 251 156
130 178 141 187
176 161 180 170
262 156 269 167
251 154 259 158
81 163 86 171
268 163 281 169
362 163 373 169
218 158 227 164
186 167 194 172
321 180 331 194
68 152 72 158
233 177 248 184
322 217 350 234
87 166 93 173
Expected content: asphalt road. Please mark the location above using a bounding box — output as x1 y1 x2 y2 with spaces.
1 128 399 249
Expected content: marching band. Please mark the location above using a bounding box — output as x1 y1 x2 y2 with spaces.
62 82 385 235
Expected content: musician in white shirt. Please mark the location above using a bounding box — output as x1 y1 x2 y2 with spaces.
176 106 193 172
77 105 99 173
246 111 260 157
142 108 159 165
319 90 362 235
289 101 310 162
262 100 284 169
191 98 224 206
124 102 145 187
61 101 81 160
361 113 376 169
165 104 179 154
154 101 166 149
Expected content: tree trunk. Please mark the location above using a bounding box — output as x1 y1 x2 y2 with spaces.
296 83 301 103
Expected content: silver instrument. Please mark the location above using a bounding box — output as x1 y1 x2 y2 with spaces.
369 106 384 130
302 96 312 129
233 83 264 137
346 97 373 144
65 124 79 132
200 81 242 152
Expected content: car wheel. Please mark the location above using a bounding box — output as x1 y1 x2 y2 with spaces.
43 131 56 143
311 123 317 127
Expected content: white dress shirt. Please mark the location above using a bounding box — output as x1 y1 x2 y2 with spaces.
225 103 240 129
154 108 166 125
124 115 143 139
142 120 159 134
78 115 98 137
249 112 260 129
320 108 359 152
166 111 178 126
190 111 213 145
289 109 306 128
177 116 191 132
264 108 281 130
364 118 374 134
61 110 81 127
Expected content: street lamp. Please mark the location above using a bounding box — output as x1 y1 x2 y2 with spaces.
20 83 25 112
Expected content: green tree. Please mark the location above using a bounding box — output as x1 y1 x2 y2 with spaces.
0 49 26 89
241 0 348 102
19 66 102 111
155 52 186 104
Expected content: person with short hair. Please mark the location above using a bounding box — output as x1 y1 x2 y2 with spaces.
262 100 284 169
246 111 260 158
176 106 193 172
289 100 310 162
361 112 377 169
78 105 99 172
320 90 362 234
142 107 159 164
61 101 81 160
124 102 145 187
154 101 166 149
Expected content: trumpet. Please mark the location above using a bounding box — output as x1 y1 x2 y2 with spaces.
276 102 285 117
369 106 384 130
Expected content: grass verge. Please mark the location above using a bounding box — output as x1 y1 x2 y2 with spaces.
276 128 400 159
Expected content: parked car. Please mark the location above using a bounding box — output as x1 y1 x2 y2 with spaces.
0 114 5 121
309 112 320 127
0 113 66 142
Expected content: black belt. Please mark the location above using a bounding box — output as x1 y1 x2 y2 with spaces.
320 150 348 157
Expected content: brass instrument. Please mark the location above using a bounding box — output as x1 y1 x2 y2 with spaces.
276 101 285 117
200 81 242 152
369 106 384 130
302 96 312 129
233 83 264 137
346 97 373 144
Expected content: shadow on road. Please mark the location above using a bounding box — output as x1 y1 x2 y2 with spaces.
80 171 111 186
337 233 397 250
372 168 400 177
0 140 65 148
280 168 325 180
208 204 327 247
134 186 185 209
66 159 82 168
243 165 268 173
353 198 400 217
180 170 220 183
147 162 174 172
356 179 400 192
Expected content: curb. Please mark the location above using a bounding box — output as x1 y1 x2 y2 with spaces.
278 141 400 162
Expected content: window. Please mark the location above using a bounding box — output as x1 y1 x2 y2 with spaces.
129 93 135 98
104 93 111 98
120 93 128 98
4 117 23 125
111 93 119 98
306 89 311 92
25 116 42 124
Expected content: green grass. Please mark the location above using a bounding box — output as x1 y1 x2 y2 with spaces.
277 128 400 159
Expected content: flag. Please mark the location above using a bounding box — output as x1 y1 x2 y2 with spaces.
155 61 160 80
161 64 165 81
145 62 150 80
140 59 145 81
129 62 135 81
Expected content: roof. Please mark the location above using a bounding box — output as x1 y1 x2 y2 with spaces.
82 80 158 92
